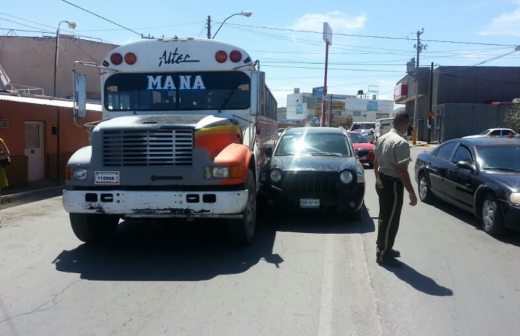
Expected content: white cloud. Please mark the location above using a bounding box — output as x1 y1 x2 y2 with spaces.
291 11 366 33
479 5 520 36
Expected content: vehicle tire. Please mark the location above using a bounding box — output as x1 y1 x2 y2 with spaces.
70 213 119 244
418 172 435 203
480 193 506 236
228 169 256 245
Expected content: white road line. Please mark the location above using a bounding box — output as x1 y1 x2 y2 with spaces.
318 234 334 336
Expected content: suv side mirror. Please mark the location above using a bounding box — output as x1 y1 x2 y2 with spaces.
264 147 273 158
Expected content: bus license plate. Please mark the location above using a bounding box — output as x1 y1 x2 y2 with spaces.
94 171 120 185
300 198 320 208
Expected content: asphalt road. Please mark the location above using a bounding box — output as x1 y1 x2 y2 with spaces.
1 146 520 336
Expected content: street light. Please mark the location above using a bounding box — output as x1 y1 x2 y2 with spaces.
53 20 76 185
53 20 76 97
212 11 252 39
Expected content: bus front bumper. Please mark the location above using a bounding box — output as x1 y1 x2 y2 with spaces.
62 189 249 219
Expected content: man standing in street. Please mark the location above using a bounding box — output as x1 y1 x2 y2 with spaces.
373 111 417 264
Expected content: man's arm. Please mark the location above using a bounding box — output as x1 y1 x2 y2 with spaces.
396 164 417 206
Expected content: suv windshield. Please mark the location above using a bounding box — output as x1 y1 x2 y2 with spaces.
104 71 250 111
274 133 352 157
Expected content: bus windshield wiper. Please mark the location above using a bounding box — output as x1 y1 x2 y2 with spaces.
218 89 237 113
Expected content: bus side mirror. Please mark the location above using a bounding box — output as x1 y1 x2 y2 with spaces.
250 71 265 116
74 72 87 119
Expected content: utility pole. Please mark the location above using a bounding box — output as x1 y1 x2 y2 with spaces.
427 62 434 143
207 16 211 39
321 22 332 127
412 28 426 144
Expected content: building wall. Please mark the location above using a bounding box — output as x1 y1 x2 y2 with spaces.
286 92 314 120
0 97 101 189
436 67 520 104
396 66 520 142
286 91 394 126
0 36 117 99
435 103 513 142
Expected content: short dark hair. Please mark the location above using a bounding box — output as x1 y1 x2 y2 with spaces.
393 111 411 127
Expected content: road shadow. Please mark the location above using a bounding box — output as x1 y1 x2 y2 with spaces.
264 206 375 234
53 218 282 281
431 199 520 247
379 259 454 296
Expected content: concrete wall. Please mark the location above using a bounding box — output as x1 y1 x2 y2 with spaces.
435 103 513 142
0 36 117 99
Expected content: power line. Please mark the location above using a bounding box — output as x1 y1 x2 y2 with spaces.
61 0 143 37
226 22 518 48
262 64 403 73
0 11 55 30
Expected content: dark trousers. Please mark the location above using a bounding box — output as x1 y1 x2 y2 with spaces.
376 175 404 254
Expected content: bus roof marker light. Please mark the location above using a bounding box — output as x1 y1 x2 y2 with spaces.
229 50 242 63
124 52 137 65
110 53 123 65
215 50 227 63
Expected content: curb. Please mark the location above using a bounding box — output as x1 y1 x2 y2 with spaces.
1 186 63 208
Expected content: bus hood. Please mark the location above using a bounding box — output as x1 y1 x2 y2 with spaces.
94 114 239 131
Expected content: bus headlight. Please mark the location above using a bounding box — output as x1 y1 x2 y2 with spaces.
71 168 88 180
205 166 229 179
270 169 282 183
340 170 353 184
204 166 244 179
510 192 520 205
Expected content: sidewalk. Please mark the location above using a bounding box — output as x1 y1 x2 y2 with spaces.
1 180 63 209
409 140 430 147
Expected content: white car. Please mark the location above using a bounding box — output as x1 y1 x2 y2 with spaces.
464 128 519 139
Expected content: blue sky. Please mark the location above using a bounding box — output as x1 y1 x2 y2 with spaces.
3 0 520 107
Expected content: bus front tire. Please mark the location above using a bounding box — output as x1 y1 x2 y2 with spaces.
70 213 119 244
228 170 256 246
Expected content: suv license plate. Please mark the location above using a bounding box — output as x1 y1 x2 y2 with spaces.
300 198 320 208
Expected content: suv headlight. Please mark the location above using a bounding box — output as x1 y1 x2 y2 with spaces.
510 192 520 205
270 169 282 183
340 170 353 184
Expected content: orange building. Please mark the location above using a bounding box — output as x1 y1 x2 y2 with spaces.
0 94 101 190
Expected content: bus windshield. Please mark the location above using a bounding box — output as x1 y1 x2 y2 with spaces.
104 71 250 111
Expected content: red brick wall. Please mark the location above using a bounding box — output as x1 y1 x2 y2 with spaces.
0 98 101 189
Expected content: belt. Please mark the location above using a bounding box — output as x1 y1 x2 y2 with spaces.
379 173 400 182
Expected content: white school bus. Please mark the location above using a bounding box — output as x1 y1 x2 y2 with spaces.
63 37 278 245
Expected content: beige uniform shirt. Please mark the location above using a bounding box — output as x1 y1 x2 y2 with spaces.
375 129 411 178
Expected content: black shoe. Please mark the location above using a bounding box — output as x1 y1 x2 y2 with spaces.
386 249 401 259
376 249 384 264
376 249 400 263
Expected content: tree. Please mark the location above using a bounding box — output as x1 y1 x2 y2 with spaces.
506 99 520 132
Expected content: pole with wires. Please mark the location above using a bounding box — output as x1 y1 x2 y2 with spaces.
412 28 426 144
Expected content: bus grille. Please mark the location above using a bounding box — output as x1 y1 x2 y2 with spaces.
102 129 193 166
281 172 338 194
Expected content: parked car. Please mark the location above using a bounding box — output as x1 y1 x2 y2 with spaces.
374 117 393 142
415 137 520 235
360 128 375 143
464 128 519 139
260 127 366 216
347 131 376 167
349 122 375 132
